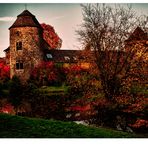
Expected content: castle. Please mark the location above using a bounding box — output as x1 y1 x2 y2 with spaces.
4 9 80 81
3 9 148 82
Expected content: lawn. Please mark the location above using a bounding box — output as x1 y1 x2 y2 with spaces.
0 113 140 138
38 86 68 96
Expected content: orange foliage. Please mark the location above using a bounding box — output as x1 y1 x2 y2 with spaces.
130 119 148 128
41 23 62 49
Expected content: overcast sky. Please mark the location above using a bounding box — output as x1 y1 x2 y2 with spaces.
0 3 148 57
0 3 83 57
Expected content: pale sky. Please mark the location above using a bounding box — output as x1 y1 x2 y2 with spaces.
0 3 83 57
0 3 148 57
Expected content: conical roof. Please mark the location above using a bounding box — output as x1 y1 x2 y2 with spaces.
9 10 42 29
127 27 147 41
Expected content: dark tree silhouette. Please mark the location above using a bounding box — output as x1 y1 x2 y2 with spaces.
77 4 147 101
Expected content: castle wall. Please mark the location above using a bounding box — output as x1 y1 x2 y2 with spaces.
10 27 44 81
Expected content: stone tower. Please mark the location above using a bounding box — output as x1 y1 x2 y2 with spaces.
9 10 44 81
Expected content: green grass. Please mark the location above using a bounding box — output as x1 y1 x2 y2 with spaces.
0 113 139 138
42 86 68 92
38 86 68 95
37 86 69 96
131 85 148 96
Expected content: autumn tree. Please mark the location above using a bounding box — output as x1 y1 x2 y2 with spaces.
65 64 91 98
41 23 62 49
77 4 148 102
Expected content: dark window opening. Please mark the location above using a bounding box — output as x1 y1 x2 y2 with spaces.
16 61 23 70
16 42 22 50
16 63 19 69
16 31 20 36
64 56 70 61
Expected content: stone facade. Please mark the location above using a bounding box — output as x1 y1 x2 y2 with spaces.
5 10 80 82
9 27 44 81
7 9 47 82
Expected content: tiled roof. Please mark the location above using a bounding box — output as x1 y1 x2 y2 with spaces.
9 10 42 29
3 47 10 52
126 27 147 41
3 46 82 63
18 10 34 17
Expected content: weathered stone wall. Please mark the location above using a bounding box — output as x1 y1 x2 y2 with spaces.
5 51 10 65
10 27 44 81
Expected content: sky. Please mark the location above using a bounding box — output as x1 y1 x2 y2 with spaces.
0 2 148 57
0 3 83 57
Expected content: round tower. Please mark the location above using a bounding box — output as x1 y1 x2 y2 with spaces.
9 10 44 81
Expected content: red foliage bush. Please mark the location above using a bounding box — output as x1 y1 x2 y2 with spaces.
0 103 14 114
130 119 148 129
69 104 91 112
31 62 89 87
30 61 61 86
0 60 10 80
122 96 148 115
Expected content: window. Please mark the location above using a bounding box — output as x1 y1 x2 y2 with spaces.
73 56 77 61
16 60 23 70
16 31 20 36
46 54 53 59
16 42 22 50
64 56 70 61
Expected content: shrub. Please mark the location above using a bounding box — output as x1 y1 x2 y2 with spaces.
130 119 148 133
30 61 63 87
8 76 24 113
65 64 99 100
0 61 10 81
131 119 148 128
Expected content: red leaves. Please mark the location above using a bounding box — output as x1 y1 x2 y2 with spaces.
41 23 62 49
123 96 148 114
31 61 59 85
92 98 110 107
0 61 10 80
130 119 148 128
0 103 14 114
63 64 86 74
69 104 91 112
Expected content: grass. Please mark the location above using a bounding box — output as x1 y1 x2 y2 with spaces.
131 85 148 96
40 86 68 92
39 86 68 93
0 113 140 138
38 86 68 96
